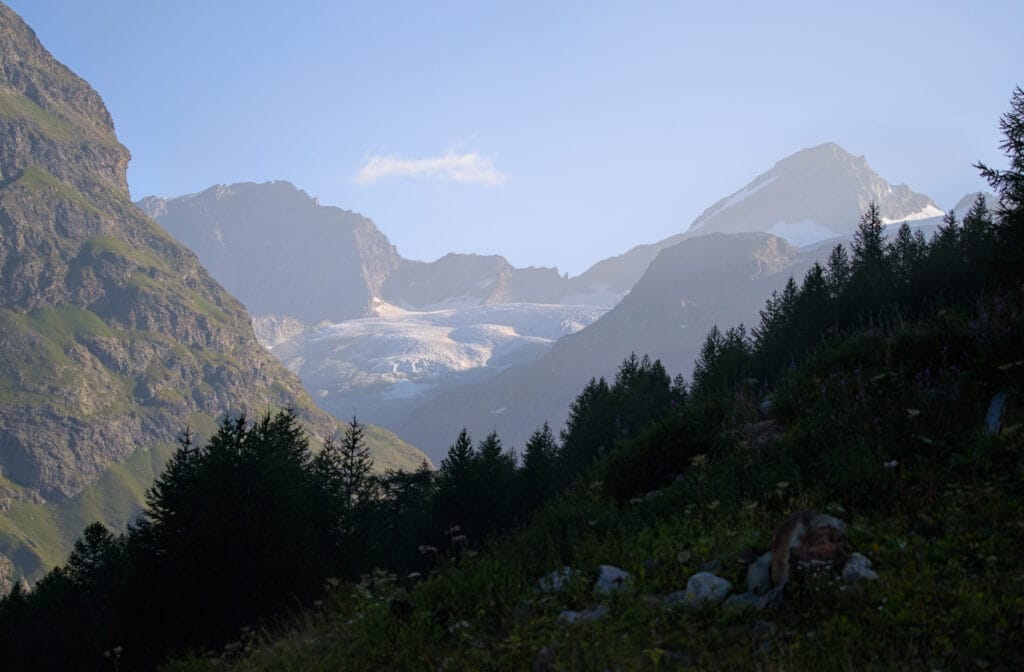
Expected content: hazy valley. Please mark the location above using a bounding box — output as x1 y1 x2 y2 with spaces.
145 145 983 462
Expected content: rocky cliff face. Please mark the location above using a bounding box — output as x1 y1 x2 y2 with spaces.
384 253 568 309
142 182 581 322
138 182 404 322
0 3 426 587
687 143 941 241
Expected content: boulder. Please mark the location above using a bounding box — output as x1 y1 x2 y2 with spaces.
558 605 609 625
593 565 632 595
747 552 773 596
538 566 575 593
683 572 733 607
986 392 1008 435
770 511 849 589
841 552 878 584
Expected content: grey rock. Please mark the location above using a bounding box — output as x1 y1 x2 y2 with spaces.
759 398 773 415
558 604 609 625
747 551 773 596
538 566 575 593
986 392 1008 435
683 572 733 607
841 552 879 584
593 565 632 595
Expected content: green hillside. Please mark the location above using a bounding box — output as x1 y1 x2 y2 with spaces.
0 2 429 592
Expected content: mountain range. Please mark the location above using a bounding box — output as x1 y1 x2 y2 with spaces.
0 4 426 591
0 1 994 591
145 141 973 461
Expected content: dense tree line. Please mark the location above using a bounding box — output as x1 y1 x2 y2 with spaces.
0 352 676 671
690 123 1024 400
2 86 1022 671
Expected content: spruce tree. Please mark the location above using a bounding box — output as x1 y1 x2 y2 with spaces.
521 422 559 510
852 202 886 272
826 243 852 297
559 377 615 481
338 416 373 508
471 431 518 536
976 86 1024 277
437 429 476 531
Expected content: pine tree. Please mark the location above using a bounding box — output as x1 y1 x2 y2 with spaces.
825 243 852 297
144 427 202 533
670 373 688 406
437 428 476 531
613 354 671 439
65 523 120 588
961 193 996 285
470 431 518 535
887 221 927 294
559 377 615 480
976 86 1024 277
520 422 559 510
338 416 373 507
440 428 475 480
933 209 959 249
852 202 886 272
692 325 723 395
850 203 893 315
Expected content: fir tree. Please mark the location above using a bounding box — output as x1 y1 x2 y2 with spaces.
976 86 1024 276
852 202 886 272
521 422 559 510
338 416 373 508
825 243 852 297
559 377 615 480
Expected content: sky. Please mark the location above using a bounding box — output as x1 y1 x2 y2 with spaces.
7 1 1022 276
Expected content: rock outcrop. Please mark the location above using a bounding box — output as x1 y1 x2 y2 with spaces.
0 3 426 588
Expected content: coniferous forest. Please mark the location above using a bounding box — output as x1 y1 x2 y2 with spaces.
0 87 1022 671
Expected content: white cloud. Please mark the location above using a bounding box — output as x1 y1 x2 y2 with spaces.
355 149 506 187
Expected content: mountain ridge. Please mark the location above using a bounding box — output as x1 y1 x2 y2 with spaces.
0 3 427 589
141 182 594 324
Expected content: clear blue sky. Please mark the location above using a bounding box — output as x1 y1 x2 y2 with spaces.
8 1 1021 275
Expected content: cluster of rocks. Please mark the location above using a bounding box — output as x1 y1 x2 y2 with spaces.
538 510 879 626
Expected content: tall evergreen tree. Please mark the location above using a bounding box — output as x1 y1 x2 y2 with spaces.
338 416 373 507
613 353 672 439
559 377 615 481
470 431 518 536
852 202 886 272
976 86 1024 277
437 429 476 531
520 422 560 511
825 243 852 298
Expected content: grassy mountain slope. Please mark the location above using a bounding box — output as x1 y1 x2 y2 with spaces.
0 2 427 589
167 285 1024 672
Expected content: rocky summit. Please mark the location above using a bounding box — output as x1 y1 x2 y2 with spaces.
572 142 941 296
140 181 577 322
0 4 425 588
